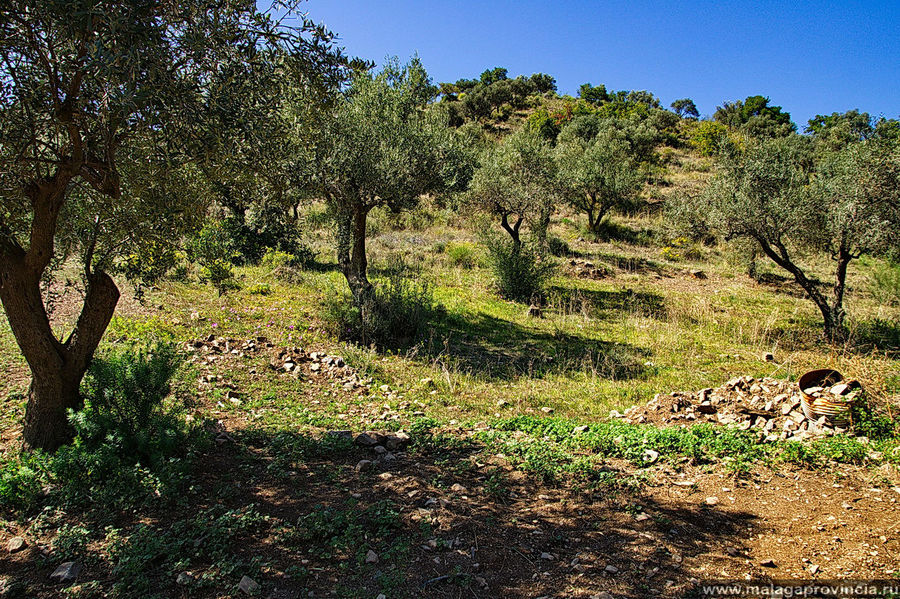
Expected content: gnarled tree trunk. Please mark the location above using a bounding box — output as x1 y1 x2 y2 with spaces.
0 175 120 451
337 204 373 301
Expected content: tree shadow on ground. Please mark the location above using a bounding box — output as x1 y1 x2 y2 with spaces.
590 221 657 247
595 252 669 276
10 429 760 599
547 286 668 322
419 309 651 382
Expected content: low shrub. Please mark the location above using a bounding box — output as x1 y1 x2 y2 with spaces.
484 236 556 303
445 241 479 269
77 341 192 465
548 235 571 257
324 256 437 348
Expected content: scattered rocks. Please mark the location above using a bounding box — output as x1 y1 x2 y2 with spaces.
540 552 554 560
760 558 777 568
450 483 467 494
568 258 610 280
239 575 259 594
604 564 620 575
7 536 26 553
365 550 379 564
50 561 81 584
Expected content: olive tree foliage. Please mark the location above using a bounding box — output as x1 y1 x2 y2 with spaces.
699 135 900 341
316 58 470 299
555 123 646 235
466 129 561 251
0 0 345 451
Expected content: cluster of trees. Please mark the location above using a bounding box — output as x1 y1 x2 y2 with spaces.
678 110 900 341
0 0 353 450
1 2 899 453
437 68 556 124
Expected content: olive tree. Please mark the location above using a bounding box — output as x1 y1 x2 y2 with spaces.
703 135 900 341
316 58 465 299
466 129 560 252
555 124 645 235
0 0 343 450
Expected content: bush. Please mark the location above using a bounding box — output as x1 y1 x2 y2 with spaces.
689 120 729 156
77 341 191 464
659 237 703 262
247 283 272 295
484 237 556 303
187 222 239 295
445 241 479 269
0 342 198 515
120 240 177 299
324 256 436 348
261 244 316 270
548 235 571 257
222 202 303 265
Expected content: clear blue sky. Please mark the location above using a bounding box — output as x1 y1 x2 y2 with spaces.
295 0 900 128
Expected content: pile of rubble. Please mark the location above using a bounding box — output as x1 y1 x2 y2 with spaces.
613 375 862 443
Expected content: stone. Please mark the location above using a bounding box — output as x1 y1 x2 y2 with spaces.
239 575 259 594
540 552 554 560
450 483 467 493
808 564 820 575
760 558 777 568
354 432 384 447
763 352 775 362
355 460 373 472
696 402 716 414
573 425 589 433
50 561 81 584
325 430 353 442
705 496 719 506
725 546 739 557
365 550 379 563
176 571 194 585
591 593 614 599
385 432 411 450
540 406 554 414
7 536 26 553
604 564 619 574
373 445 387 455
525 304 543 318
642 449 660 464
